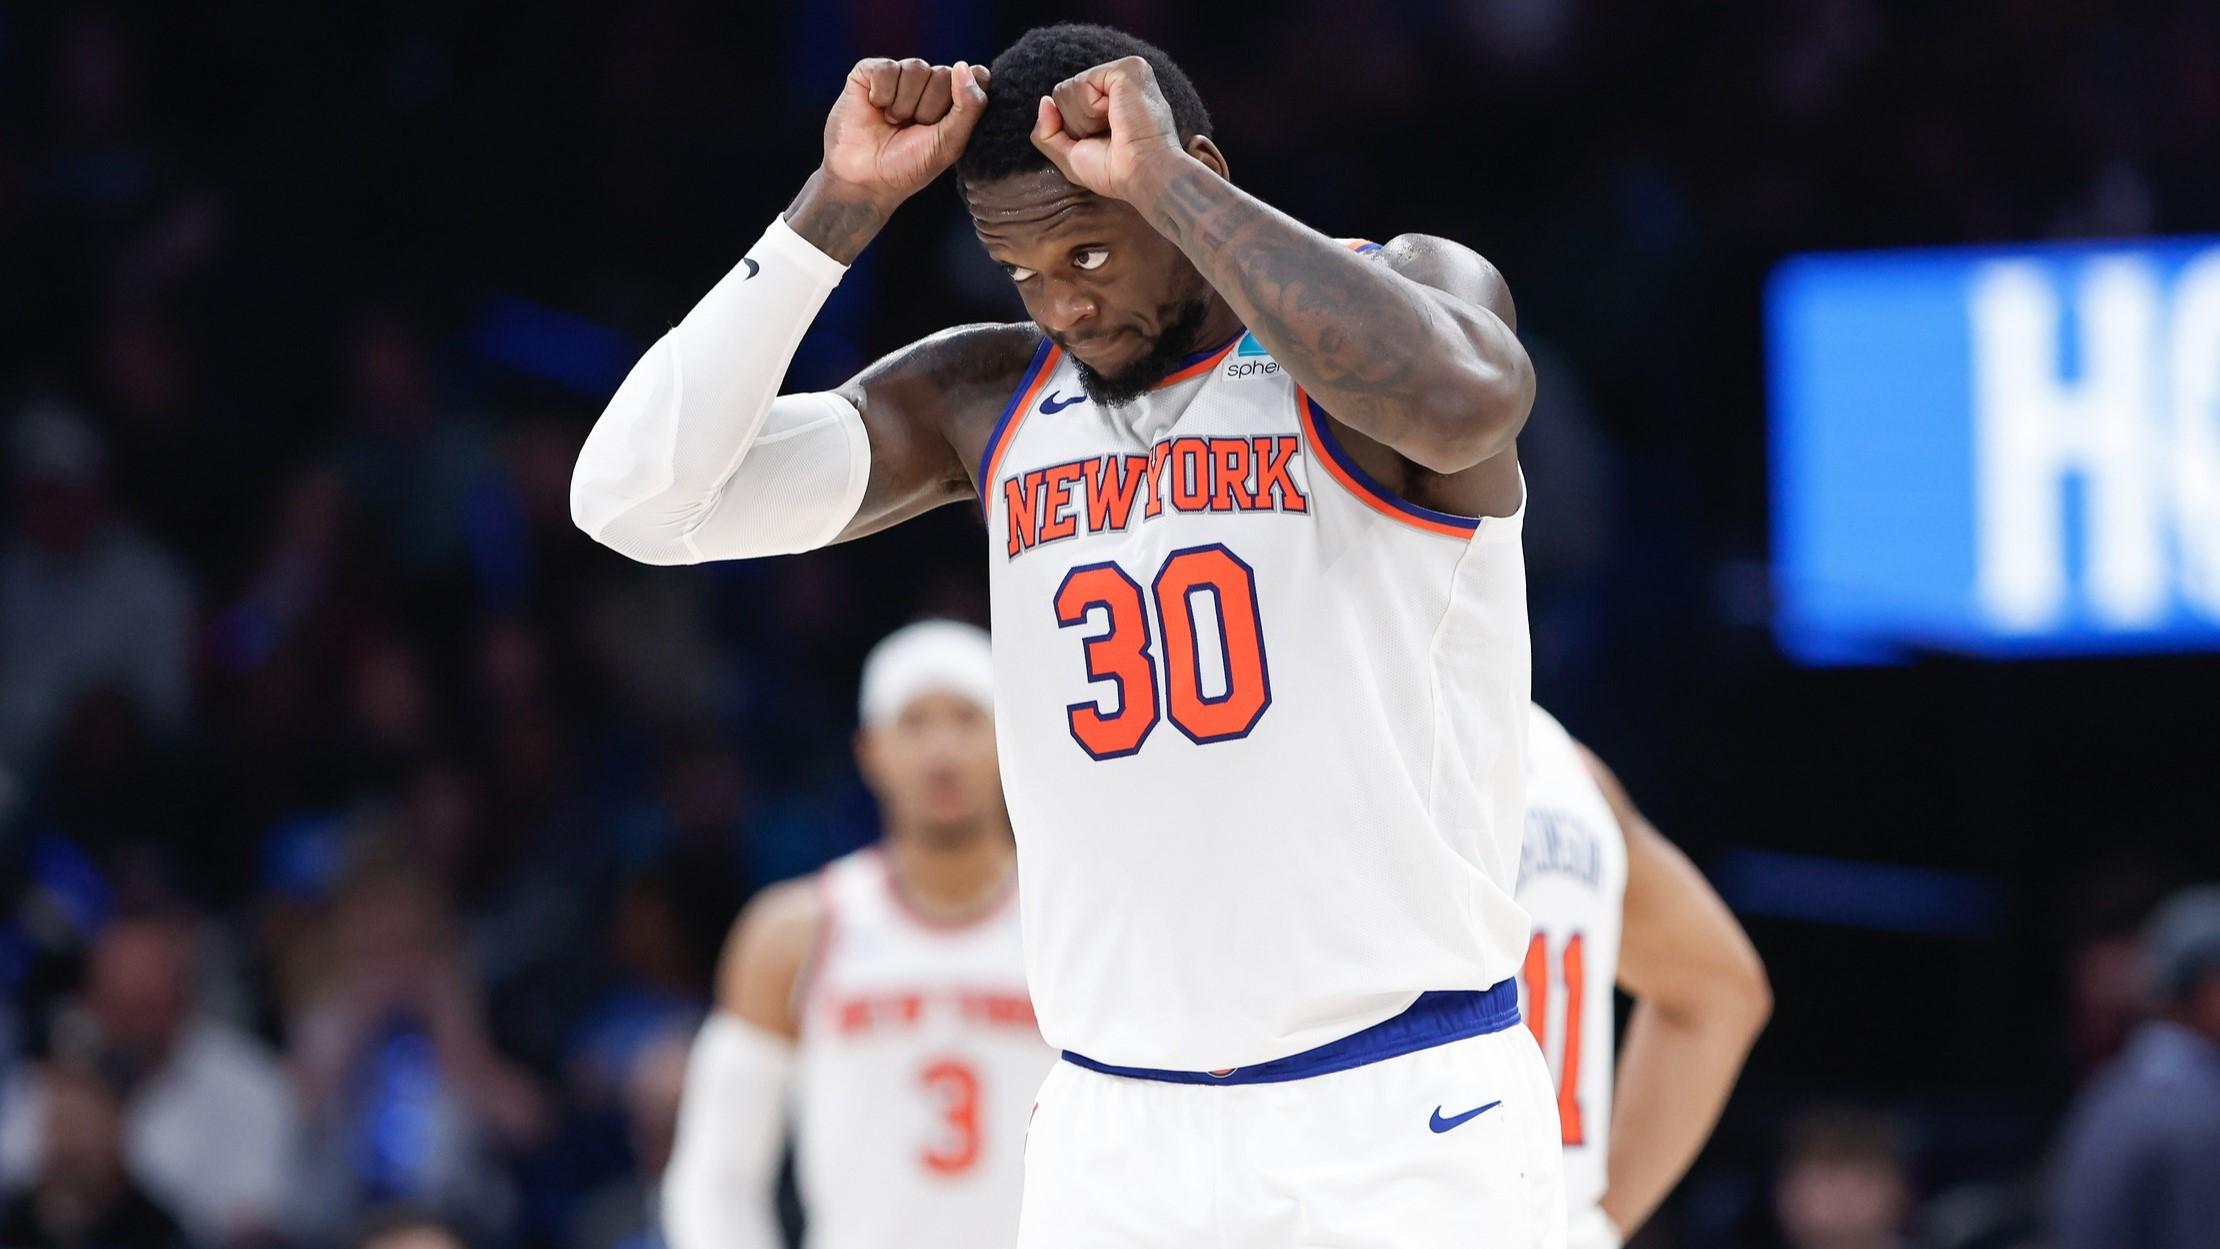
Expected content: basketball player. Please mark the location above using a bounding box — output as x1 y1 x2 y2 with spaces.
660 622 1051 1249
575 22 1561 1245
1518 705 1771 1249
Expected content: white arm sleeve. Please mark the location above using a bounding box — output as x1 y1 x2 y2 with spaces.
660 1014 792 1249
570 216 870 565
1566 1206 1624 1249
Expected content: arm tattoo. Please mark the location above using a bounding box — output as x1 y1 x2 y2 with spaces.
784 174 894 266
1134 157 1507 456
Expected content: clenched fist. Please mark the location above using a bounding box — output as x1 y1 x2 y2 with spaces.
821 57 992 210
1029 56 1185 200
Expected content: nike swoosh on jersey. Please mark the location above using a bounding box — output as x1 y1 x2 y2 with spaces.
741 256 760 280
1039 390 1086 413
1428 1100 1502 1133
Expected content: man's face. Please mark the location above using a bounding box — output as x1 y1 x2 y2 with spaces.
856 691 1003 844
966 169 1215 406
86 921 192 1068
1774 1155 1908 1248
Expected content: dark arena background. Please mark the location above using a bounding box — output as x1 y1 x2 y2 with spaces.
3 2 2218 1248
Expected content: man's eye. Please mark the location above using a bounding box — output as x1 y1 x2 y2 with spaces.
1073 248 1109 271
1003 265 1038 283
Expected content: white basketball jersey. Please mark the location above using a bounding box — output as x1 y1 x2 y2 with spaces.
791 849 1055 1249
981 273 1534 1071
1515 704 1629 1218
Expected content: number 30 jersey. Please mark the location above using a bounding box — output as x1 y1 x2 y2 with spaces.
792 849 1054 1249
981 298 1534 1072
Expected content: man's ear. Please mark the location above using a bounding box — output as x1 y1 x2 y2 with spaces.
854 726 878 790
1187 135 1229 181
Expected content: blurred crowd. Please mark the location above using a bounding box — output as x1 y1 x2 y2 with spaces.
1 2 2216 1248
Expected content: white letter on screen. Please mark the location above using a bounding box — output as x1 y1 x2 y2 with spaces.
1969 258 2163 632
2172 249 2220 623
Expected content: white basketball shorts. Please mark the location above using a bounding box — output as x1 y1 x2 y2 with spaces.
1018 983 1567 1248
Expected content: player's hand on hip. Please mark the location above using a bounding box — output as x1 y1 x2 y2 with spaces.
819 57 991 211
1030 56 1183 200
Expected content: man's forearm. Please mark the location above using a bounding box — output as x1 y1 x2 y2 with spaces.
1122 152 1523 469
1600 998 1766 1239
784 168 898 265
662 1016 791 1249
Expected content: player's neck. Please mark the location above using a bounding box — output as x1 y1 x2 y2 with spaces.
1194 294 1244 356
881 824 1016 922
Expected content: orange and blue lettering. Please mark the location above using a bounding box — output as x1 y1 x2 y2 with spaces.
1003 471 1042 558
1144 443 1174 519
1253 436 1308 512
1000 438 1312 559
1039 462 1086 543
1210 439 1254 510
1085 455 1148 532
1169 438 1210 511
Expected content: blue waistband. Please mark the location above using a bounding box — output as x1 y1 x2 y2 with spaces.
1061 979 1522 1086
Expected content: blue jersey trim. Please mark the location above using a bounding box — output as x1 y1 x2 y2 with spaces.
1175 328 1247 369
1060 979 1520 1086
1302 394 1484 533
977 335 1057 490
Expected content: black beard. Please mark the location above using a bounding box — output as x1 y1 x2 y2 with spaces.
1068 297 1216 408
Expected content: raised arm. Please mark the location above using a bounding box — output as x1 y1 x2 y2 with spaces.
1028 57 1533 514
572 57 1031 565
1583 743 1771 1246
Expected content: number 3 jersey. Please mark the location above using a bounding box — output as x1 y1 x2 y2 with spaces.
980 300 1534 1072
792 848 1055 1249
1515 704 1630 1220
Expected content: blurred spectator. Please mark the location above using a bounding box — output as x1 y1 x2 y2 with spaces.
0 402 193 788
326 309 500 589
2050 885 2220 1249
0 1063 194 1249
0 916 298 1247
565 1031 686 1249
206 468 353 682
287 851 549 1245
2060 857 2179 1073
565 872 710 1103
352 1211 470 1249
1772 1107 1912 1249
1915 1179 2041 1249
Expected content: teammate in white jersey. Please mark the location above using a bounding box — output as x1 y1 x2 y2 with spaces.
1517 704 1771 1249
660 622 1053 1249
575 21 1559 1245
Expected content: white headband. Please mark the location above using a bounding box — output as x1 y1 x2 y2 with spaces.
857 620 995 728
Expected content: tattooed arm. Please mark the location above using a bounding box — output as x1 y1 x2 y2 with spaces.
1031 56 1534 509
1130 164 1531 473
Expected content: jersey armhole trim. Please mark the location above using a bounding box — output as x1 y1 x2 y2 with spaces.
977 338 1062 495
788 865 842 1032
1294 387 1482 540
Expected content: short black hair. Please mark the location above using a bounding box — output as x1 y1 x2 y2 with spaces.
956 23 1213 189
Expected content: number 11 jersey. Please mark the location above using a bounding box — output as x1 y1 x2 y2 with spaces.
980 306 1534 1072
